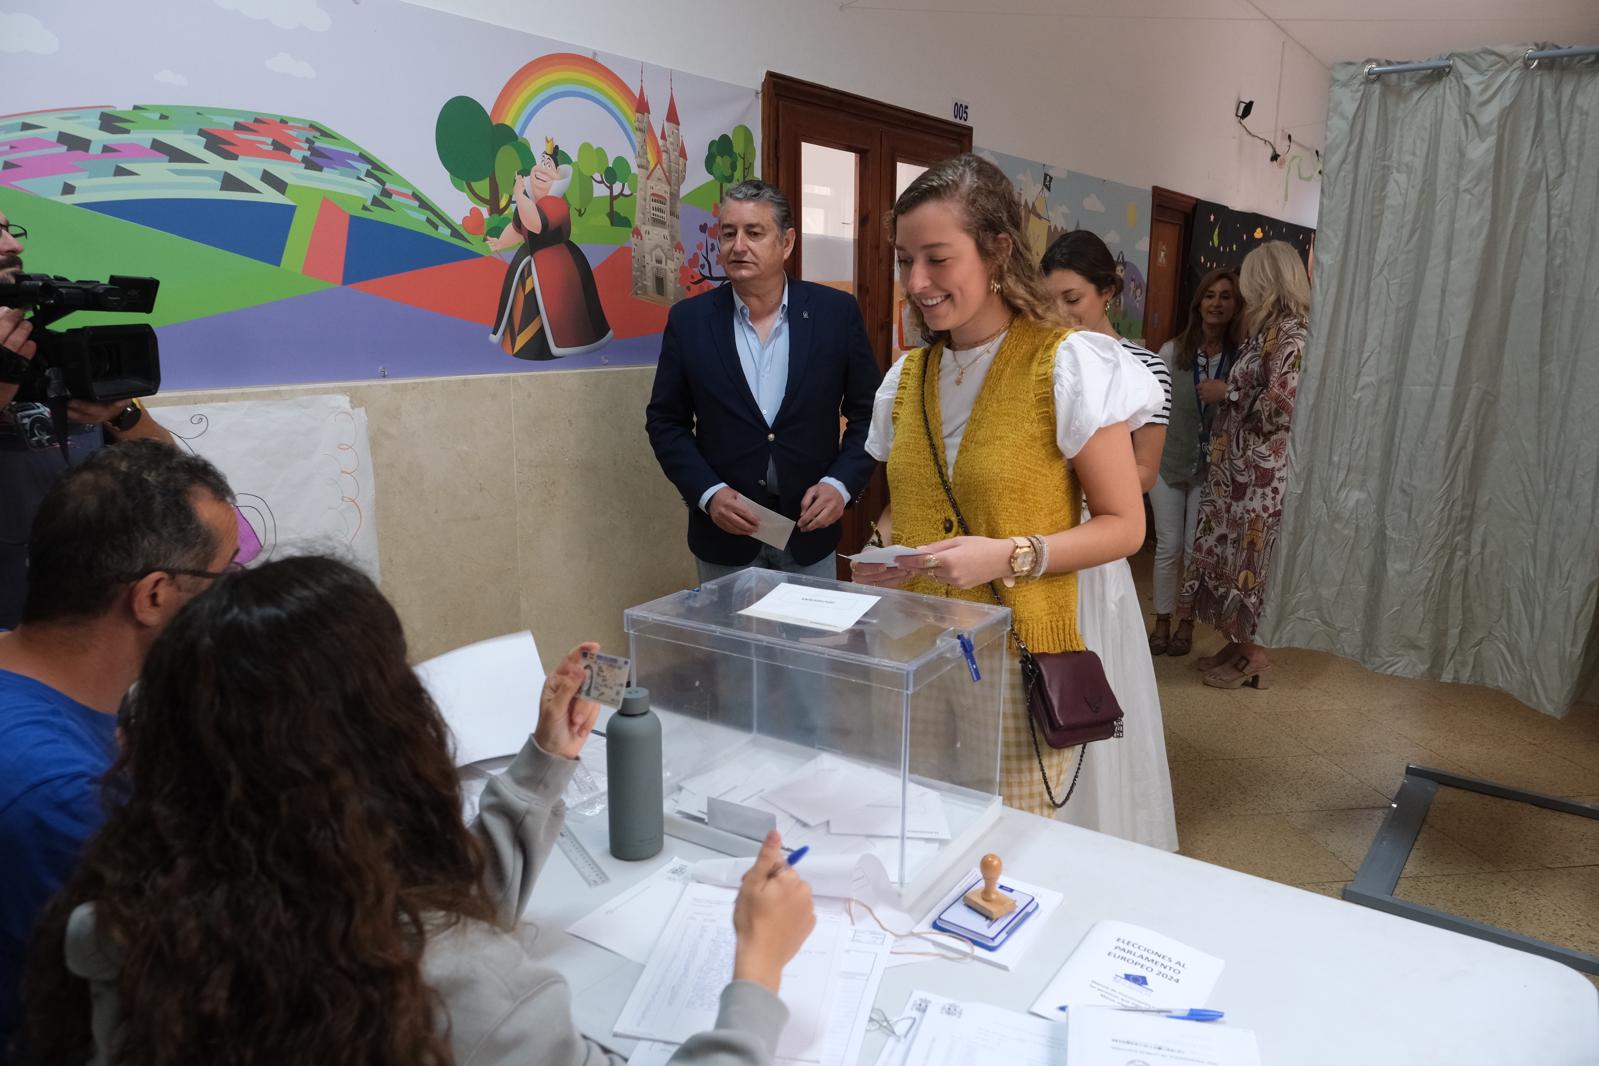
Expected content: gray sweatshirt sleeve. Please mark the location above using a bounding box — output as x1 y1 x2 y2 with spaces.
470 734 577 928
464 971 789 1066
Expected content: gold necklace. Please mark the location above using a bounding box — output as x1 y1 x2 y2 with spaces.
948 318 1013 386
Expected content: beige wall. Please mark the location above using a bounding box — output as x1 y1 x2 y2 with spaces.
148 366 696 669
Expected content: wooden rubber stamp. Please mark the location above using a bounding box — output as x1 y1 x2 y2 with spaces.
962 853 1016 920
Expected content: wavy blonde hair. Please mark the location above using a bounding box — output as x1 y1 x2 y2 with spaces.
889 154 1064 345
1239 240 1310 338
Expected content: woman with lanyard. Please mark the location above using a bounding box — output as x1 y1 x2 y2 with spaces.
1148 268 1242 657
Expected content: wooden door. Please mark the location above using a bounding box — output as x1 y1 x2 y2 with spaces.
762 73 971 575
1146 187 1198 355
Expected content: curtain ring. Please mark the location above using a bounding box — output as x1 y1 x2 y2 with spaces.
1363 62 1378 81
1523 48 1539 69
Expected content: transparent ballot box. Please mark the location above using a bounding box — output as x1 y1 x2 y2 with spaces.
624 569 1010 908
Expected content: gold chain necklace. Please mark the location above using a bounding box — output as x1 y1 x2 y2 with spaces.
948 318 1013 386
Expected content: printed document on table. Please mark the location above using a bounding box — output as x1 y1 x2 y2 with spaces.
627 923 889 1066
614 883 845 1062
1065 1009 1261 1066
744 496 797 551
871 990 964 1066
900 1000 1065 1066
566 856 693 964
739 582 880 632
1028 919 1224 1016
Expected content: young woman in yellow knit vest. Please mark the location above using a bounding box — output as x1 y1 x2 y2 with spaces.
851 154 1163 817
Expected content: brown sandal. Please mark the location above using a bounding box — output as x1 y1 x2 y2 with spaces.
1149 631 1170 655
1202 656 1272 690
1167 634 1192 656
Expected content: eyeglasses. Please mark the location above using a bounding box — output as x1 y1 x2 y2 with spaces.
117 560 246 584
1 222 25 241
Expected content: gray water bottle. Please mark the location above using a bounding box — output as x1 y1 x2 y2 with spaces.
606 686 663 861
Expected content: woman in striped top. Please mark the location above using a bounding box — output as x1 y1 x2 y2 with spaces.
1038 231 1178 852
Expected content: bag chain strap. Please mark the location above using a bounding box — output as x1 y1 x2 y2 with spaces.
916 345 1084 809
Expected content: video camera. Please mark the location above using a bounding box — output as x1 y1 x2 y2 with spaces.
0 273 162 454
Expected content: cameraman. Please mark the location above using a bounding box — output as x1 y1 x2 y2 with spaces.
0 440 237 1063
1 210 176 629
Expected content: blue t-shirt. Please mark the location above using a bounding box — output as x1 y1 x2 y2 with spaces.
0 669 117 1064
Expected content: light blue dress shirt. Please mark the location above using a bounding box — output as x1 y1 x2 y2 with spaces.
698 283 848 513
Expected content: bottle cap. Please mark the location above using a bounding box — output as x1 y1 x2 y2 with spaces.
617 686 650 716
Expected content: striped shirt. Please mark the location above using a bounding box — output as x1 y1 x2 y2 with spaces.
1120 338 1171 425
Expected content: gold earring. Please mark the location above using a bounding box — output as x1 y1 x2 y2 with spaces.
990 278 1002 294
1104 300 1111 313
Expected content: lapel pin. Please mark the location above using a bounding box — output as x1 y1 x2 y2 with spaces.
802 310 810 319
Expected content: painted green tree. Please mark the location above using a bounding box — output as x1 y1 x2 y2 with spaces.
434 96 535 226
704 124 757 199
575 143 636 227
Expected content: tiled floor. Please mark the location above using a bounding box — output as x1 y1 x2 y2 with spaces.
1130 552 1599 987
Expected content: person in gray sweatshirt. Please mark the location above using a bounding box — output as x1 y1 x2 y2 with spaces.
16 554 813 1066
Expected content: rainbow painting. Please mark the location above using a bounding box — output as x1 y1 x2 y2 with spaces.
491 52 662 173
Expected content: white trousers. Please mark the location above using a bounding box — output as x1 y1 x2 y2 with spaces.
1148 475 1202 616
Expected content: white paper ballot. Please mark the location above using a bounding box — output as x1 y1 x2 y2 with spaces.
739 583 880 633
843 544 928 567
828 785 951 840
567 856 694 963
761 753 902 825
743 496 798 551
691 851 898 912
614 883 845 1061
1028 920 1225 1017
1065 1010 1261 1066
417 630 542 767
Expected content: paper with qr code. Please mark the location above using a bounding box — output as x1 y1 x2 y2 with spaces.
580 650 631 708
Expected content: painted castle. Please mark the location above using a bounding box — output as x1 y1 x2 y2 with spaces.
630 75 688 303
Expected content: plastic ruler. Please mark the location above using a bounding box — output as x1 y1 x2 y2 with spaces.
556 825 611 887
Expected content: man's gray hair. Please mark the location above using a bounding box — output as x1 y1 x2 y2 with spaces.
721 180 794 234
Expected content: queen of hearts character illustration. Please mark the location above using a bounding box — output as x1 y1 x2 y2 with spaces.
487 137 613 360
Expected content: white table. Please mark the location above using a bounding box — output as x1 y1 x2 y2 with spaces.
526 805 1599 1065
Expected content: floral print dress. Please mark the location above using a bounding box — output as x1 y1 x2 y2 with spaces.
1178 315 1307 642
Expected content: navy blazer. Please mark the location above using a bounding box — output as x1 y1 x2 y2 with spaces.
645 279 882 566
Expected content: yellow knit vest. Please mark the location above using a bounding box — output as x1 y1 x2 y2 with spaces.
886 316 1086 653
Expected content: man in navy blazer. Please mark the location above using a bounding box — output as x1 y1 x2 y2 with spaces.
646 181 881 581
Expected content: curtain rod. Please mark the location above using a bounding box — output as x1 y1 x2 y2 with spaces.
1365 45 1599 79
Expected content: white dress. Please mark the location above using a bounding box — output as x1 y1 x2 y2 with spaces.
865 331 1179 849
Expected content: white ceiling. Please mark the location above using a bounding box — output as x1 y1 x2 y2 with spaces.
838 0 1599 67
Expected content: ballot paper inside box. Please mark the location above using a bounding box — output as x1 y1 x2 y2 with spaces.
624 570 1009 912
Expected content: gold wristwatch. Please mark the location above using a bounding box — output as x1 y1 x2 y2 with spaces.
1004 535 1037 588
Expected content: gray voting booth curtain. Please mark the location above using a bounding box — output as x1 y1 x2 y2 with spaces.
1260 46 1599 716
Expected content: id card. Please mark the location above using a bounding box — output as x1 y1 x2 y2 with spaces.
579 649 631 708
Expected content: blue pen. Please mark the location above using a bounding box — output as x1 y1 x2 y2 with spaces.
957 633 981 682
1055 1006 1225 1023
786 845 809 866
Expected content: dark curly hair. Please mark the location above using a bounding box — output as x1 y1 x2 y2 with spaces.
20 555 496 1065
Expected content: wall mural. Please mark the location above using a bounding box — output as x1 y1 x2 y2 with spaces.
1189 199 1316 293
977 147 1153 340
0 1 758 389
